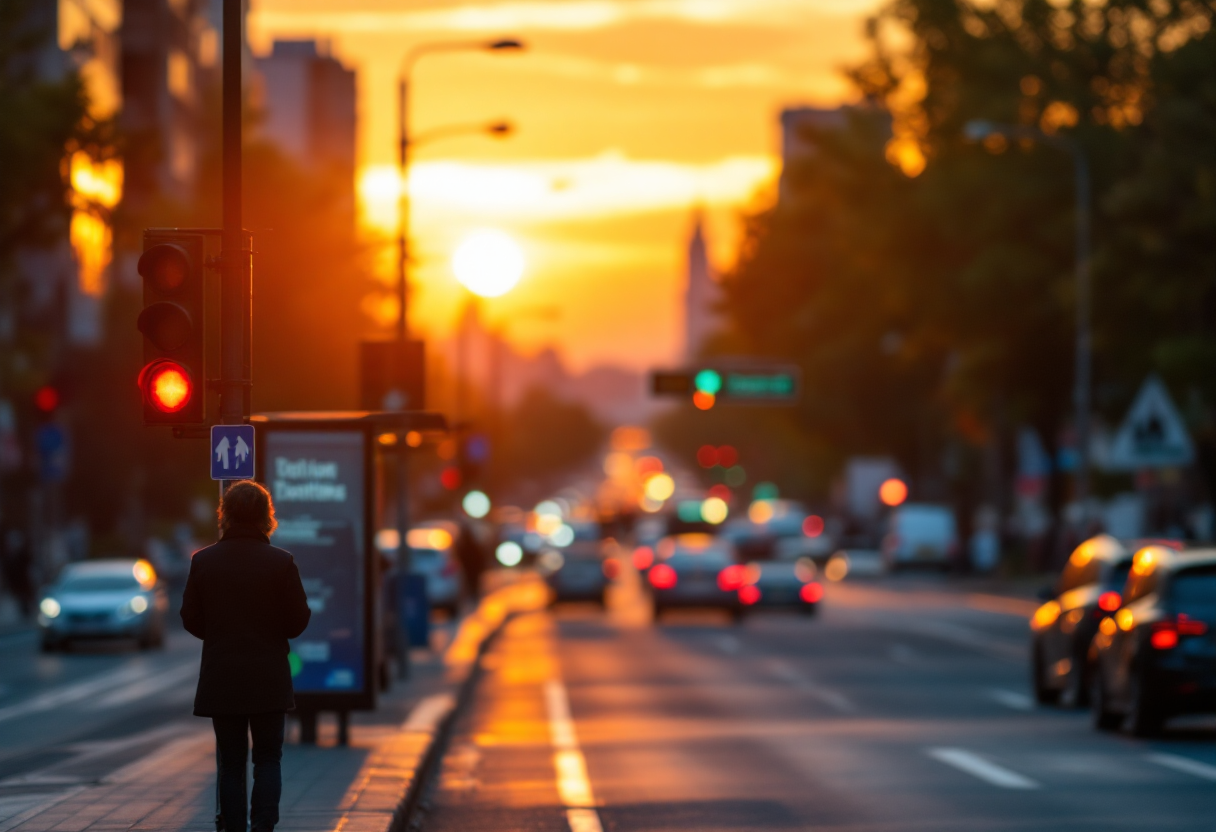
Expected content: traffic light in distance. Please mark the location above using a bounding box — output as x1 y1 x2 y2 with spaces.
136 231 206 424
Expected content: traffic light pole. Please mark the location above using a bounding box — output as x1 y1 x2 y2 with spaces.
220 0 250 429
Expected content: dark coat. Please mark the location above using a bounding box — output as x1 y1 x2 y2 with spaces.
181 525 312 716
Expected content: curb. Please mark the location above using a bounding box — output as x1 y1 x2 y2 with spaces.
390 574 547 832
391 612 504 832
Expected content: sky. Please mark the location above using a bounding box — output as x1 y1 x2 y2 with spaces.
248 0 883 371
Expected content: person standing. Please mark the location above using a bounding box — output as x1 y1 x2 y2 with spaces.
181 480 312 832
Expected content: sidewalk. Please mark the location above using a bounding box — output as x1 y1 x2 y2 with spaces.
2 576 548 832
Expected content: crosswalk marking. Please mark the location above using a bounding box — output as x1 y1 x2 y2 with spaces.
926 747 1041 789
0 665 153 723
1146 753 1216 782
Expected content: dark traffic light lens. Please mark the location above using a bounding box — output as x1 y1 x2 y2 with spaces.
137 302 192 351
137 244 190 293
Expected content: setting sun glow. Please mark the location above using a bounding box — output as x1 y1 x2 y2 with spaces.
452 229 526 298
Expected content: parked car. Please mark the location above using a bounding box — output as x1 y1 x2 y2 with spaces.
647 534 742 622
1091 545 1216 735
406 523 463 617
38 559 168 651
1029 535 1136 705
881 504 958 569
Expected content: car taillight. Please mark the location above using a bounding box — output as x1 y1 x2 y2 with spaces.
1097 591 1121 612
800 582 823 603
717 564 746 591
739 585 761 605
1150 615 1209 650
633 546 654 570
648 563 677 590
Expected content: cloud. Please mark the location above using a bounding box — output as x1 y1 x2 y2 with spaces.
253 0 879 35
358 152 776 231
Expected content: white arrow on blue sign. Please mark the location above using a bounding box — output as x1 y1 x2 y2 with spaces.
211 425 255 481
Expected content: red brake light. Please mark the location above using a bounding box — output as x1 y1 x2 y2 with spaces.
648 563 677 590
1150 626 1179 650
1097 591 1121 612
800 582 824 603
141 361 193 413
633 546 654 570
739 584 761 605
1177 614 1208 636
717 564 746 591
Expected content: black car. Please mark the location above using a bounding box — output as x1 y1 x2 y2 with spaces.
1029 535 1135 705
1091 546 1216 736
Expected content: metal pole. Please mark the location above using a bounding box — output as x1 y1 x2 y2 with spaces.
395 73 412 679
1072 146 1092 506
220 0 248 426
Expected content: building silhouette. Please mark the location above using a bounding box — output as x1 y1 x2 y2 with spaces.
682 211 720 362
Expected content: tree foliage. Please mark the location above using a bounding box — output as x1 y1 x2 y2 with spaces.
665 0 1215 509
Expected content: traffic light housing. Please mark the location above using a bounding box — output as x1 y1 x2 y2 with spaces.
137 231 207 425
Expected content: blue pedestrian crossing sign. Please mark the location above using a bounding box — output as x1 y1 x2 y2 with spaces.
211 425 255 480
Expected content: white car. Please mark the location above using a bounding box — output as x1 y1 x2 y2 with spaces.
38 559 168 651
881 504 959 569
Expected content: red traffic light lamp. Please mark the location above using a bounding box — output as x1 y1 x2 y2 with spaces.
139 360 194 414
136 232 206 425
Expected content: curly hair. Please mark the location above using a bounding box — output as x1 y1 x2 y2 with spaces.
218 480 278 535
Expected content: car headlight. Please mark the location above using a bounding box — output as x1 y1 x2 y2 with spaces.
39 597 61 619
118 595 150 619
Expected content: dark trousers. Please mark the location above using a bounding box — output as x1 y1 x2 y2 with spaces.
212 712 285 832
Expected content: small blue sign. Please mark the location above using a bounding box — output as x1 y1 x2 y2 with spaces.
211 424 255 480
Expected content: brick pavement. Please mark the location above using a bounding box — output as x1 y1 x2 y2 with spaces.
3 575 548 832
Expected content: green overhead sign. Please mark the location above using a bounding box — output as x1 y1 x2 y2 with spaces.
650 364 802 405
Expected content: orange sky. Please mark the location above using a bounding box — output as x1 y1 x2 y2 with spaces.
249 0 882 371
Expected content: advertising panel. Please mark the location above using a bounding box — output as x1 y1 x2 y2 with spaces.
264 431 367 699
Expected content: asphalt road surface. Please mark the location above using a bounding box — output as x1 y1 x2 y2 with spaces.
421 573 1216 832
0 623 206 827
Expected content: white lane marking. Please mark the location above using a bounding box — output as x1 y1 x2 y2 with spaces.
85 662 197 710
988 689 1034 711
716 635 740 655
926 747 1041 789
543 679 604 832
1146 753 1216 782
768 661 857 713
402 692 456 733
0 664 158 723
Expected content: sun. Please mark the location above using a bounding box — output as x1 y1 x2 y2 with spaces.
451 228 525 298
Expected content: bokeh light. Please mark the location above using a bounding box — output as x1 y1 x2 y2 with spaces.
462 490 491 519
803 515 825 538
701 496 729 524
495 541 523 567
879 477 908 507
452 228 525 298
643 472 675 502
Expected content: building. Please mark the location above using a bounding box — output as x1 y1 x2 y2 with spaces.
256 40 356 215
778 106 846 202
682 211 721 362
120 0 215 214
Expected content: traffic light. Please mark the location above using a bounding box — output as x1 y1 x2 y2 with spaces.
136 231 206 425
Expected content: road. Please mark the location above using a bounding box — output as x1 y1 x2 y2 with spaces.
0 624 205 828
421 572 1216 831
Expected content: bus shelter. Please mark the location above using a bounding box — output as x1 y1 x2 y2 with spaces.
250 410 445 743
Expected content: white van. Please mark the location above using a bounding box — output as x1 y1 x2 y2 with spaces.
882 504 959 569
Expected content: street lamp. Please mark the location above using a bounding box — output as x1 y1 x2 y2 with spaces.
964 119 1093 503
396 38 525 343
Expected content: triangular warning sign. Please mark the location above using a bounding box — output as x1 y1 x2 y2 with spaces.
1105 375 1194 470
